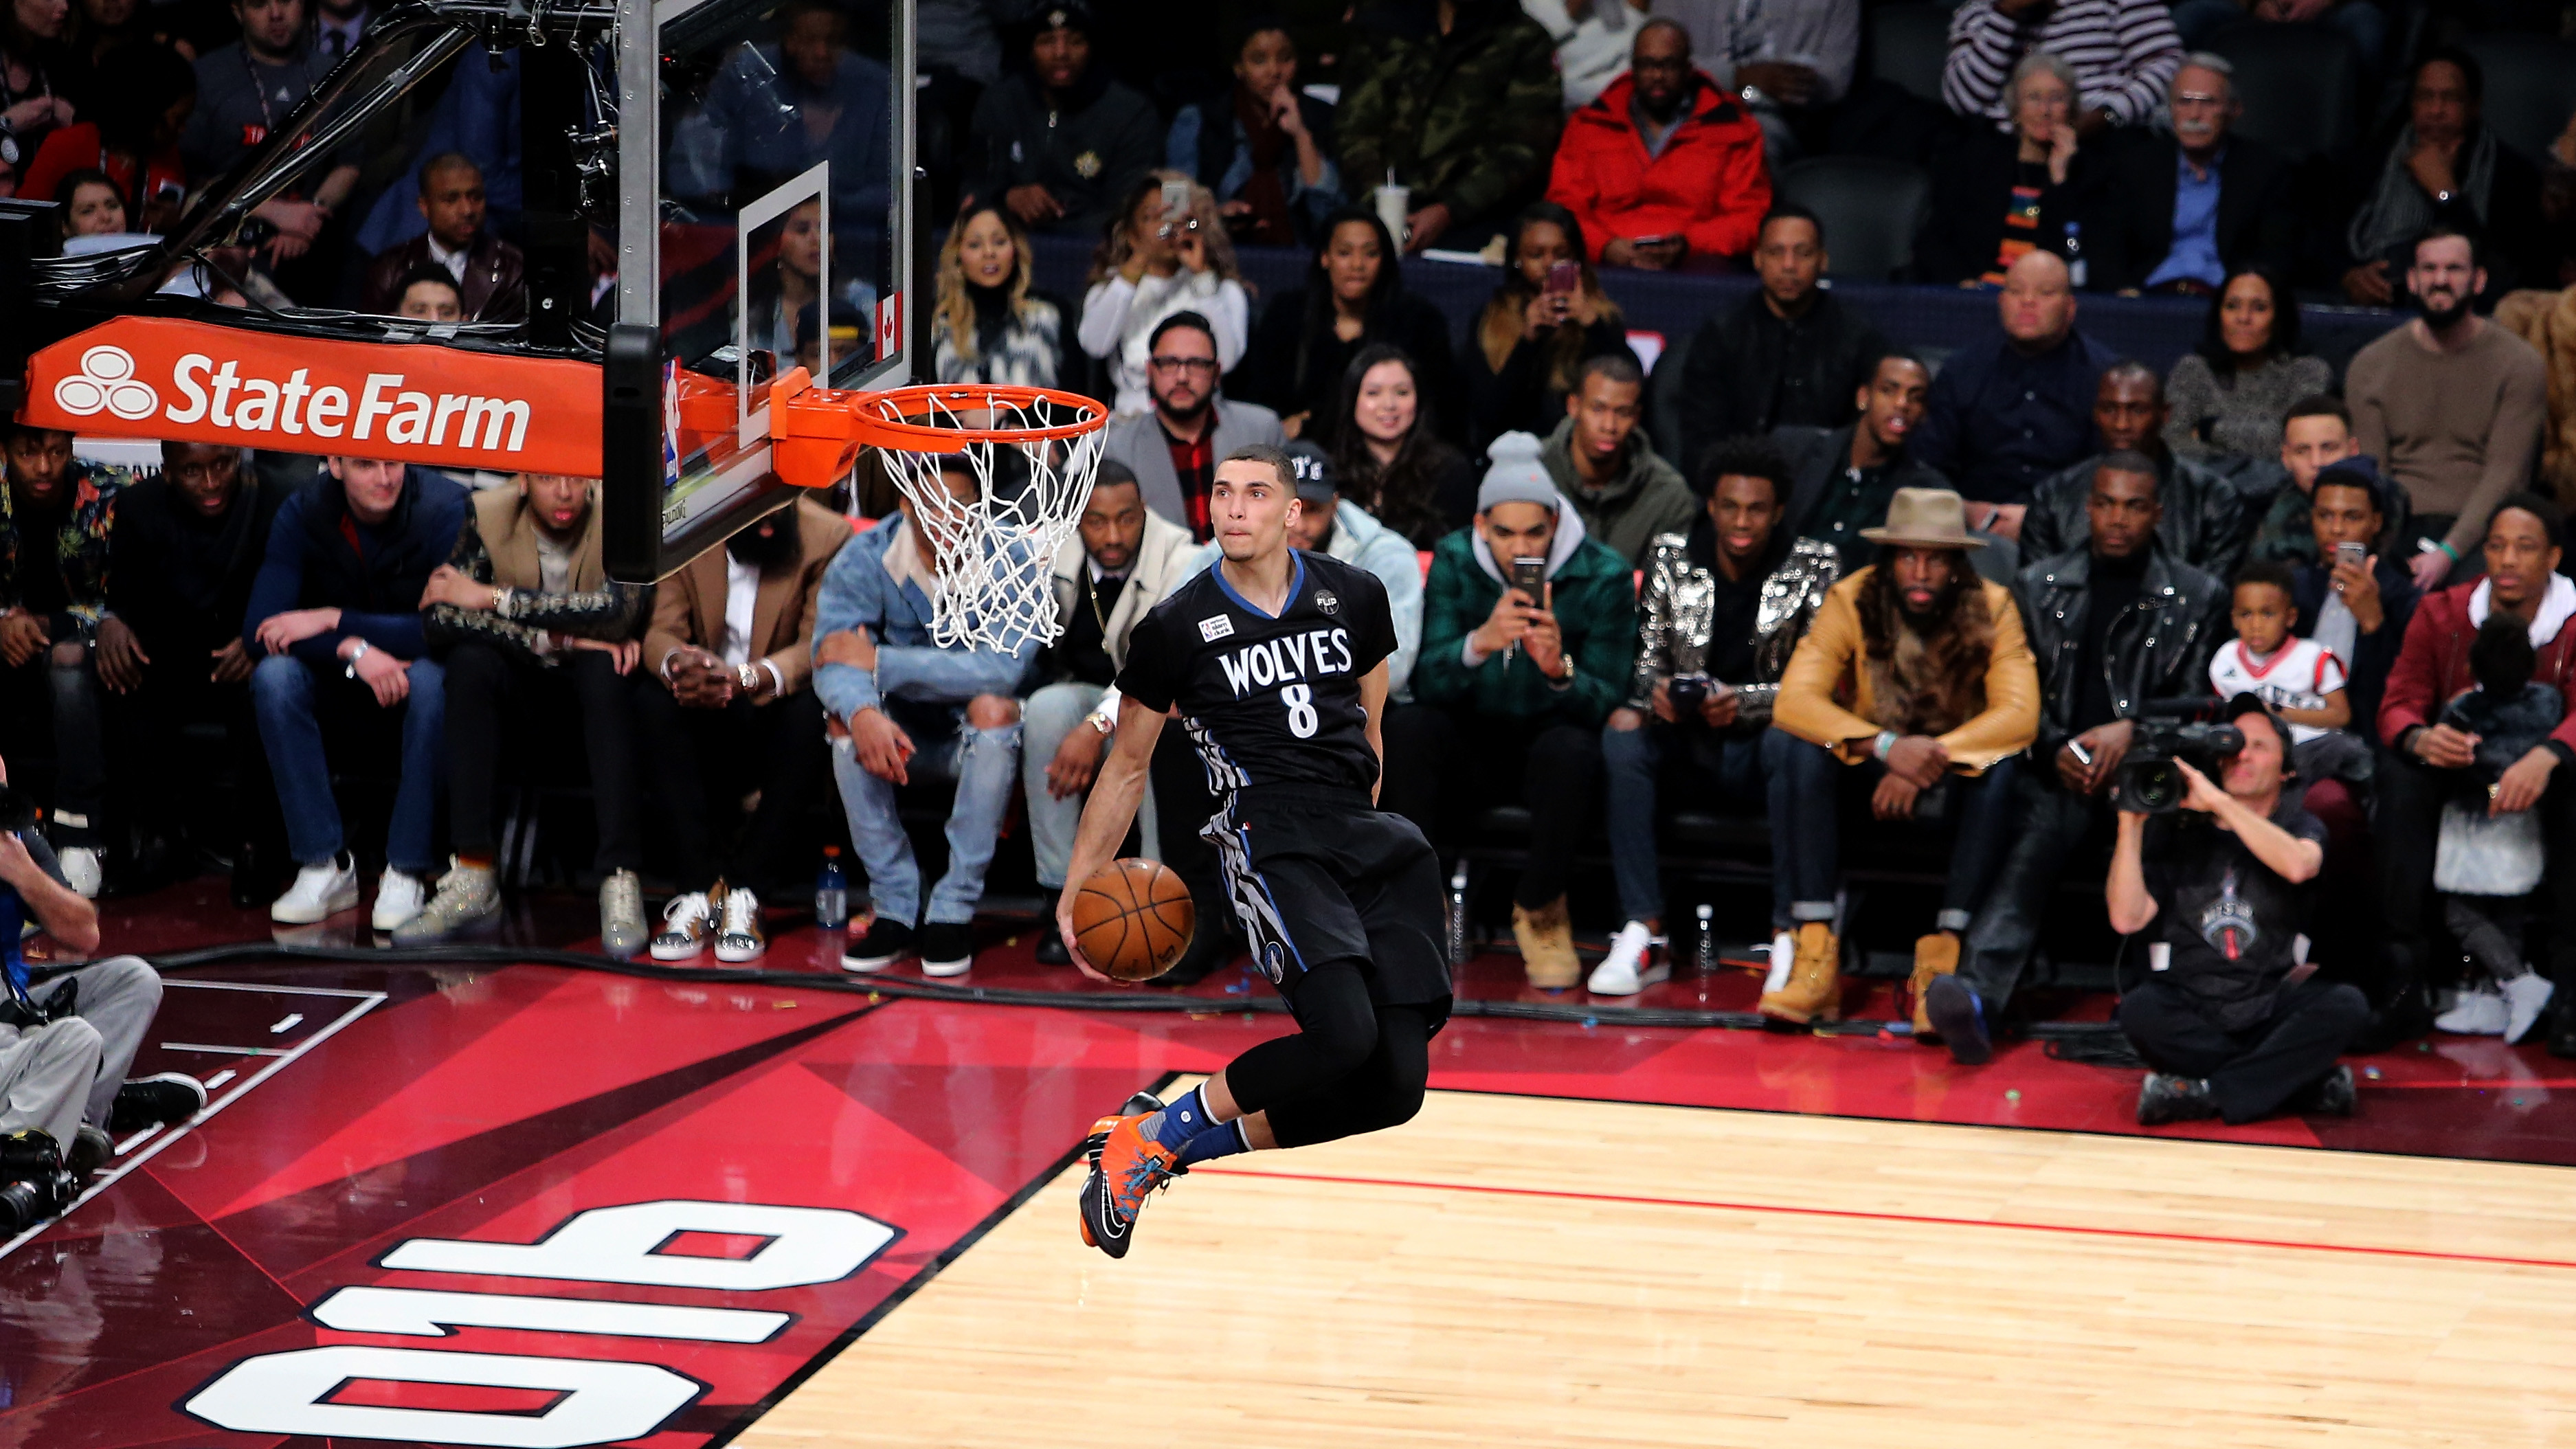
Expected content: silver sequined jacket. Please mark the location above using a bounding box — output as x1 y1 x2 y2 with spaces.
1627 534 1843 722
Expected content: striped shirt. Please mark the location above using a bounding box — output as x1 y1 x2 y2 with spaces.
1941 0 2182 128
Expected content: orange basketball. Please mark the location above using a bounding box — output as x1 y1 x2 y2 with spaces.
1070 857 1196 981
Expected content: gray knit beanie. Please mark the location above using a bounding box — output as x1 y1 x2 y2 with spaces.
1477 431 1559 514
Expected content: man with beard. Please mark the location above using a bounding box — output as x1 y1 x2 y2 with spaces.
1545 19 1770 275
1589 437 1840 996
1022 461 1196 966
636 498 850 963
402 475 651 954
964 1 1160 236
2347 224 2548 592
2017 361 2248 583
1765 488 2039 1032
98 442 287 904
0 425 128 897
1099 313 1284 541
1910 251 2118 538
1775 350 1938 573
357 155 528 322
1929 457 2226 1064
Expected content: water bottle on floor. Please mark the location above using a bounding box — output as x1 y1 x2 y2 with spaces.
816 846 849 931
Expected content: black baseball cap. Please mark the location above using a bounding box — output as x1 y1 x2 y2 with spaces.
1284 440 1336 508
2219 691 2295 767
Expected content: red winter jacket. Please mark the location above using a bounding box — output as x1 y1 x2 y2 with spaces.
2377 579 2576 756
1544 71 1771 265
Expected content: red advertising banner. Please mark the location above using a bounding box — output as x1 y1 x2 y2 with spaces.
20 315 605 475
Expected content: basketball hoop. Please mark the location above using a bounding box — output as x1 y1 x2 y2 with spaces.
770 372 1110 656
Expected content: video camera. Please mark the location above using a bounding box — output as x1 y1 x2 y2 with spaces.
2111 697 2243 815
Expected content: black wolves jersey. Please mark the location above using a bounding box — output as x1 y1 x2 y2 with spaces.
1117 550 1398 794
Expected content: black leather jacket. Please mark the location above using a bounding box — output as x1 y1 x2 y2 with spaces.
2015 544 2228 765
2016 451 2248 587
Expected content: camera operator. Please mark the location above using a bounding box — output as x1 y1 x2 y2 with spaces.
1931 454 2227 1064
2108 695 2366 1126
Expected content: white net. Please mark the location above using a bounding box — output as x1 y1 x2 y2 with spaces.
863 386 1108 657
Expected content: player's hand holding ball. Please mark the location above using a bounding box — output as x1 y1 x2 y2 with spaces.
1061 858 1195 984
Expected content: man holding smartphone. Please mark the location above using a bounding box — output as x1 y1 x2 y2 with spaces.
1381 434 1637 988
2287 458 2417 749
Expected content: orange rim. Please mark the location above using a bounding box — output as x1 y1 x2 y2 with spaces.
838 383 1108 453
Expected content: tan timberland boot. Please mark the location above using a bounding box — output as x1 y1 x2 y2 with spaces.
1758 921 1841 1024
1910 932 1961 1038
1513 896 1581 989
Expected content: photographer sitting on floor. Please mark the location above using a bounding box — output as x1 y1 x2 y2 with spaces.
2107 694 2364 1127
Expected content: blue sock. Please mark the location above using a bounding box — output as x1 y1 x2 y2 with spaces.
1175 1119 1251 1169
1146 1086 1215 1152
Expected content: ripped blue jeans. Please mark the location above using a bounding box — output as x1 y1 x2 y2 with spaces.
831 698 1022 928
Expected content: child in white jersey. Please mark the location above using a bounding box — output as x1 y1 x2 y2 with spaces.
2211 561 2368 784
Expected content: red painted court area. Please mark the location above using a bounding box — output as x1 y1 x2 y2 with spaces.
5 880 2573 1447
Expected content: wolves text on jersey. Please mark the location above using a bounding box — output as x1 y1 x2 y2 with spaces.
1213 627 1357 700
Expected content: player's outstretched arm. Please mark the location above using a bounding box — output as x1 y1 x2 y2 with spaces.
1360 659 1389 806
1055 696 1172 982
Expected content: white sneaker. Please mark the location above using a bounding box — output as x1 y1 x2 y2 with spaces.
650 891 715 961
1587 921 1668 996
270 855 359 924
2502 973 2557 1045
57 846 102 899
713 887 768 964
371 868 428 932
2434 987 2507 1036
1764 930 1795 993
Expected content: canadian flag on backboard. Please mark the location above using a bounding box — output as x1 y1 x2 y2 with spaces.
876 291 902 362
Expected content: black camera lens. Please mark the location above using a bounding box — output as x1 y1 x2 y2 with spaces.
0 1177 55 1235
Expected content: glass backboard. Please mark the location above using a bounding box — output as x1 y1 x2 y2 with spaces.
607 0 911 580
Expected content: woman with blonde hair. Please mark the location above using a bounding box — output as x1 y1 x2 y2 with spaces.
932 202 1064 387
1077 169 1250 414
1461 201 1632 451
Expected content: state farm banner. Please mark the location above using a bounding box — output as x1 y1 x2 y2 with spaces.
21 315 605 476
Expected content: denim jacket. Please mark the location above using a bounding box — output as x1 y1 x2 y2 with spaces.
811 515 1036 720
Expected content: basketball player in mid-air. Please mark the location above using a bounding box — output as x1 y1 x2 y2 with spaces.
1057 444 1450 1257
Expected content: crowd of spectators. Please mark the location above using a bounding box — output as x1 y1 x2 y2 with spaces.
10 0 2576 1157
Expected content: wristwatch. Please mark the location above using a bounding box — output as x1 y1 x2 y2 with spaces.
344 639 372 678
1086 712 1115 736
737 661 762 695
1873 730 1899 761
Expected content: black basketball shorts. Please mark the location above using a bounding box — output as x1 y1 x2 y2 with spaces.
1199 785 1452 1018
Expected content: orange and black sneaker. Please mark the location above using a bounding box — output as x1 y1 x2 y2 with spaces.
1078 1113 1182 1259
1077 1090 1163 1251
1084 1090 1165 1171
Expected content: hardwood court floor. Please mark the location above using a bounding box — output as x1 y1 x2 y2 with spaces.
742 1086 2576 1449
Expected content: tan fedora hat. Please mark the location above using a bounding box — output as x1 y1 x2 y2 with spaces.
1859 487 1986 550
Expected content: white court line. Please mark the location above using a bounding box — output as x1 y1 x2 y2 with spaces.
159 1043 289 1057
163 979 386 998
113 1124 161 1156
204 1069 236 1090
269 1013 303 1034
1 985 385 1261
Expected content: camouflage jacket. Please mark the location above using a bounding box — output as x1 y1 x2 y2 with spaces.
0 461 130 627
1337 3 1563 228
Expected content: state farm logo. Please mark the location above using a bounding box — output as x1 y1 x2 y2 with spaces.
52 345 159 420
